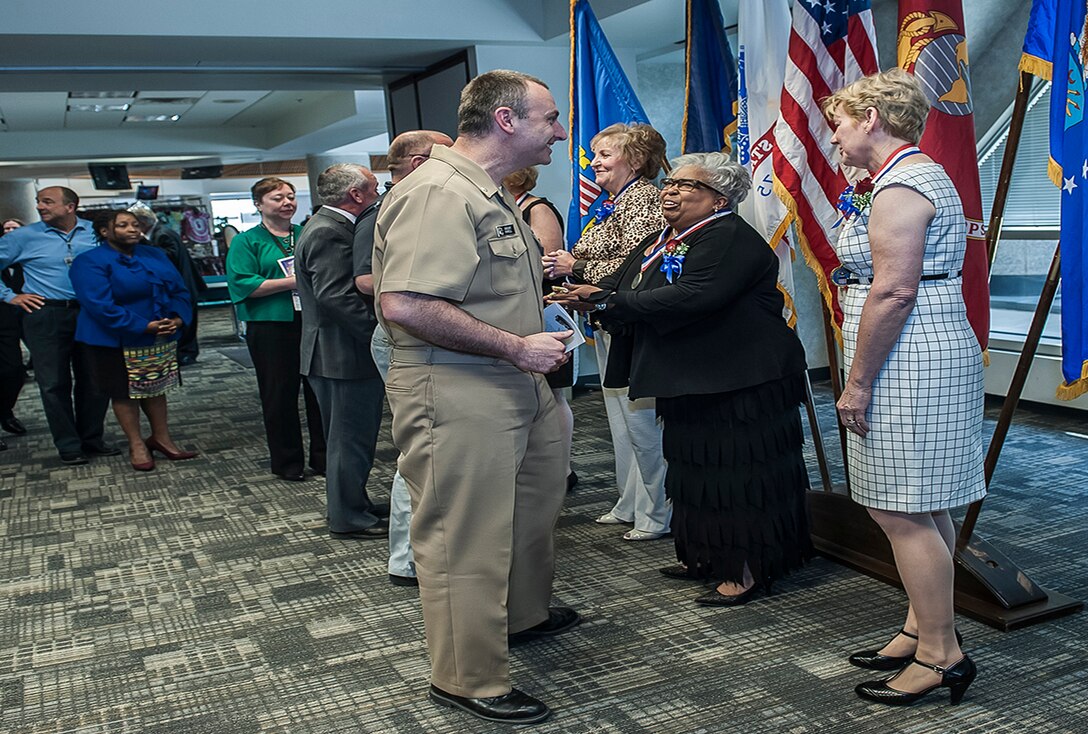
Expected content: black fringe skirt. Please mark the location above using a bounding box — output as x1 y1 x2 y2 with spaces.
658 372 812 586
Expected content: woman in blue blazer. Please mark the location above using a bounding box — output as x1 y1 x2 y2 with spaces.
71 210 197 471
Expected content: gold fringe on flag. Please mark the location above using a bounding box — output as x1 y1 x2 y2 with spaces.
1055 361 1088 400
771 174 842 345
1048 157 1063 188
1018 53 1053 83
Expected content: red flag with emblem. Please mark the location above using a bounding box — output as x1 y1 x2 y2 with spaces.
897 0 990 351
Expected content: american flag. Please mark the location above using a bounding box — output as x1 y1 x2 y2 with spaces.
772 0 879 332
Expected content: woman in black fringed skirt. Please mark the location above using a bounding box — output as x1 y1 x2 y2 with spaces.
551 152 812 606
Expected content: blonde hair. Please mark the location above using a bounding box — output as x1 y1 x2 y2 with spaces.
821 68 930 144
590 123 667 180
503 167 539 194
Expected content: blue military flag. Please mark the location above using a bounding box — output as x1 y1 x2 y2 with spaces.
568 0 650 245
682 0 739 154
1029 0 1088 398
1019 0 1056 81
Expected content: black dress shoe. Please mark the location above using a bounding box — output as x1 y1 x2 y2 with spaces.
0 437 6 451
694 583 761 607
82 443 122 457
329 520 389 539
509 607 581 642
659 564 710 581
389 574 419 587
429 685 550 725
275 472 308 482
566 470 578 493
60 453 89 466
1 416 26 435
855 656 977 706
849 628 964 671
371 502 390 519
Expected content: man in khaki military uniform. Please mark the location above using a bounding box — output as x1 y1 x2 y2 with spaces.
373 70 577 726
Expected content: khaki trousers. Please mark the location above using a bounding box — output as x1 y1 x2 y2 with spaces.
385 357 566 697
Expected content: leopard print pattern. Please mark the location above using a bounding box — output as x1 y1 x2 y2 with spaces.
572 178 666 285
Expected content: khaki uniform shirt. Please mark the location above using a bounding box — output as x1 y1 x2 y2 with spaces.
373 145 545 351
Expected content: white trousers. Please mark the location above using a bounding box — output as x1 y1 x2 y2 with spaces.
372 323 416 578
593 332 671 534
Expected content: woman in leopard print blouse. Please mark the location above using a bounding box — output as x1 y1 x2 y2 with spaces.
542 122 672 542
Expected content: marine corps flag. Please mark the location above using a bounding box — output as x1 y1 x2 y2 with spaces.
897 0 990 351
682 0 738 154
568 0 651 246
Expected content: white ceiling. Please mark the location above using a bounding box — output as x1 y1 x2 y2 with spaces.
0 0 1020 184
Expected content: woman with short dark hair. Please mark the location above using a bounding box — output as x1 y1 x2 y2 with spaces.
70 210 196 471
225 177 325 481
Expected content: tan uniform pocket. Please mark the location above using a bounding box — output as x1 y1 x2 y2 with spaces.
487 235 529 296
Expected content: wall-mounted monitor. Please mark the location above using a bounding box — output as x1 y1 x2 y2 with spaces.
181 165 223 179
88 163 131 190
135 185 159 200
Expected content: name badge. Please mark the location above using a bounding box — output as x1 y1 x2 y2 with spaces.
830 266 852 286
495 224 516 238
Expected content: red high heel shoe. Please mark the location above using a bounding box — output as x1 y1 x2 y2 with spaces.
145 437 199 461
131 443 155 472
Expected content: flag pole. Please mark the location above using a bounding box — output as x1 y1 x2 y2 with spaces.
984 71 1036 268
819 297 850 490
955 69 1038 551
801 372 833 492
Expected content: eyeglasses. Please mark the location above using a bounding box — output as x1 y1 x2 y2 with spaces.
660 177 723 196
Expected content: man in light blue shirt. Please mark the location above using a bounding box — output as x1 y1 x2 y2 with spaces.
0 186 116 464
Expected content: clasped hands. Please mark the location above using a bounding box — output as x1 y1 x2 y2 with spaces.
541 250 578 280
146 317 183 336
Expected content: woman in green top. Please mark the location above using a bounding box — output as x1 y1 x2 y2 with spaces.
226 177 325 481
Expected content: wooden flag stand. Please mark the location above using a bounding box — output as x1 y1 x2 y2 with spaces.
807 71 1082 630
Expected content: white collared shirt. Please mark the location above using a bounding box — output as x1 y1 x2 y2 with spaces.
321 204 357 225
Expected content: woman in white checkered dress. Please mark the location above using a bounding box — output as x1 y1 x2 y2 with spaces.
823 69 981 706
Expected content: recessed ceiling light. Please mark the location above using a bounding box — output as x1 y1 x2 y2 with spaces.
132 97 201 106
212 99 246 104
124 114 181 123
68 103 131 113
68 91 135 99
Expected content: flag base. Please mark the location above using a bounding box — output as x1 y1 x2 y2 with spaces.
808 490 1083 631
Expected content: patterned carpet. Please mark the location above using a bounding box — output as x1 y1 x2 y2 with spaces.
1 308 1086 733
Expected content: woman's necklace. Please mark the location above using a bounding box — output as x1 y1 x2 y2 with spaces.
260 222 295 255
631 210 731 288
591 177 640 226
834 144 922 225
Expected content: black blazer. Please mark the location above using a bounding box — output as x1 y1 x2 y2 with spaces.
295 207 379 380
596 214 806 400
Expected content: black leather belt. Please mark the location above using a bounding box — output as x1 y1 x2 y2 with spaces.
831 268 961 286
41 299 80 308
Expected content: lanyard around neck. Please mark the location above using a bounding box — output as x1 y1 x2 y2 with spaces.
260 223 295 256
870 145 922 183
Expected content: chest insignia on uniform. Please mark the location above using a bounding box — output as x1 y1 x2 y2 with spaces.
495 224 516 238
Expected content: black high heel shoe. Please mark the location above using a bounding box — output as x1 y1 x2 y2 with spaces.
855 655 976 706
849 628 964 671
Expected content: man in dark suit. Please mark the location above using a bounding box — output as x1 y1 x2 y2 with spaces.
130 207 206 365
295 163 387 539
353 130 453 587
